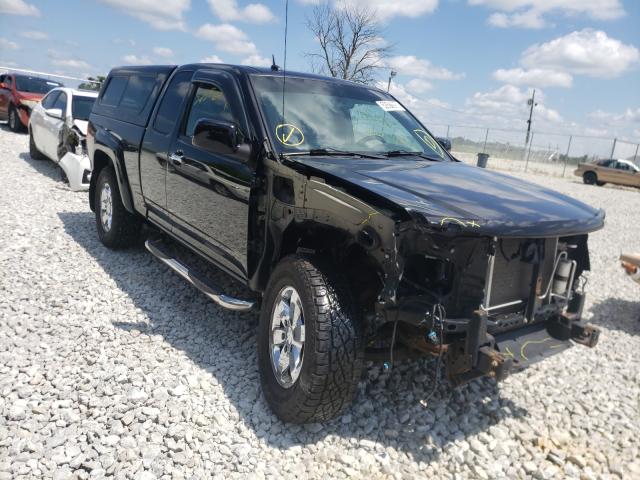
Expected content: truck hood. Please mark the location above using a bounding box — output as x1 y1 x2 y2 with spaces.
291 157 605 237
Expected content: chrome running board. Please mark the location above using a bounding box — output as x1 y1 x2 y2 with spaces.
145 239 255 312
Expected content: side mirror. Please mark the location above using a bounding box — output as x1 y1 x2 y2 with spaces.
436 137 452 151
45 108 63 119
192 119 241 154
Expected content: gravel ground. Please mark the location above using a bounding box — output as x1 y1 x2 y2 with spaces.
1 124 639 480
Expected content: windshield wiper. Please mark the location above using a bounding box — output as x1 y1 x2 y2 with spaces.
384 150 445 161
283 148 385 159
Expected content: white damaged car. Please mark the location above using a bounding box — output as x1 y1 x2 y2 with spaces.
28 88 98 191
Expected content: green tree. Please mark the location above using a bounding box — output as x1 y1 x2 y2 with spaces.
78 75 105 91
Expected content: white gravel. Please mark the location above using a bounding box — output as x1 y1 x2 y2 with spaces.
1 124 639 480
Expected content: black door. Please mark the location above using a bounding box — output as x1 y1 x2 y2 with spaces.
140 70 193 222
166 70 253 280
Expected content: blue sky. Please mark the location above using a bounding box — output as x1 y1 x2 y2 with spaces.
1 0 638 145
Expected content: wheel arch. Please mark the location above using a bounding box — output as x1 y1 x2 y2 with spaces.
89 147 134 213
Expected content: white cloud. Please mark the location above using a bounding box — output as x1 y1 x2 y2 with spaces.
487 9 544 28
98 0 190 30
0 0 38 15
241 54 271 67
0 38 19 50
469 0 625 28
208 0 276 23
381 81 452 122
341 0 439 21
406 78 433 93
19 30 48 40
467 84 529 112
201 55 224 63
521 29 639 78
587 108 640 142
113 38 136 46
387 55 464 80
122 54 152 65
466 84 562 124
493 68 572 88
51 58 92 70
589 107 640 124
195 24 258 55
153 47 174 58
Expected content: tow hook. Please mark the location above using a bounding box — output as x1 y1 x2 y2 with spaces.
547 313 600 348
476 346 513 381
447 310 514 385
570 322 600 348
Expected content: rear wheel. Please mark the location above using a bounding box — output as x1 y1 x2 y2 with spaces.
29 130 46 160
583 171 597 185
8 106 23 132
94 166 141 249
258 255 364 423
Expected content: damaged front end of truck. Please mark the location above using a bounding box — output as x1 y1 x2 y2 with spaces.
273 157 604 386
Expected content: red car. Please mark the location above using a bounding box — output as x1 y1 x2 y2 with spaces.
0 73 63 132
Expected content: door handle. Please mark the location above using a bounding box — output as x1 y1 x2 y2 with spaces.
169 151 183 166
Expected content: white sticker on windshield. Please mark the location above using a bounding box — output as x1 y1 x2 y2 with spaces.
376 101 405 112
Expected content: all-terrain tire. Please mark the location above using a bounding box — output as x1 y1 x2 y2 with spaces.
29 130 46 160
95 166 141 249
8 105 23 132
583 171 597 185
258 255 364 423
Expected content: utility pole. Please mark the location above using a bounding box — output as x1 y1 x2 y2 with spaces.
525 89 537 146
387 70 397 93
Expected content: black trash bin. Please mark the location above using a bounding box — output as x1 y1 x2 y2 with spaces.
477 153 489 168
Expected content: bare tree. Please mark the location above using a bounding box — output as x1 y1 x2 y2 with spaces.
306 2 390 84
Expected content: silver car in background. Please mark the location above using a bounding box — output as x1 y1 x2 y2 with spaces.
28 87 98 191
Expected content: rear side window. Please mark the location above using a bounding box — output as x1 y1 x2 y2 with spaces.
153 71 192 134
101 76 127 106
120 76 156 112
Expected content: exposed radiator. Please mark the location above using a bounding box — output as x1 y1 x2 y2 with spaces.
483 238 556 313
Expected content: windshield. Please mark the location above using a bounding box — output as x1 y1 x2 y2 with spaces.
72 95 96 121
15 76 62 94
251 75 449 160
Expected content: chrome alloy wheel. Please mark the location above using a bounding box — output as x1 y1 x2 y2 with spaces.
269 286 306 388
100 182 113 232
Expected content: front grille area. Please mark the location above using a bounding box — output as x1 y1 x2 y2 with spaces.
484 237 556 314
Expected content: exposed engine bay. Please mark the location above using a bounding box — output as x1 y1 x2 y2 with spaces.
369 230 598 385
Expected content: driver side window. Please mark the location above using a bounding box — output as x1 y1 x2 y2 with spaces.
52 92 67 115
183 83 238 137
41 91 59 109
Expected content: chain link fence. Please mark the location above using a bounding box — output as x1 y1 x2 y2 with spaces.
428 123 640 178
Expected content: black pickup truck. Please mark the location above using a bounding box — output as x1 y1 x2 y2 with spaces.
87 64 603 423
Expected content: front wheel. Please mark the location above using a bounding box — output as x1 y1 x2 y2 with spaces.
583 172 597 185
29 130 46 160
94 166 141 249
258 255 364 423
8 106 23 132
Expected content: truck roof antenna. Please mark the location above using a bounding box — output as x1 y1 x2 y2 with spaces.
271 55 279 72
280 0 289 131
